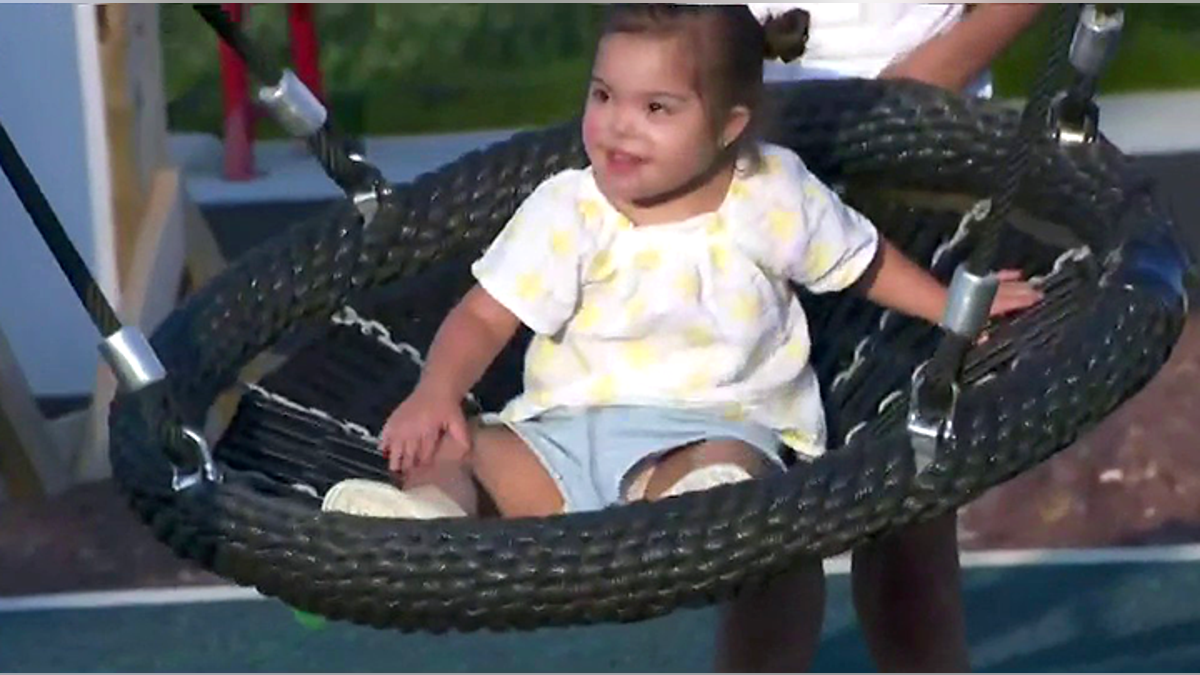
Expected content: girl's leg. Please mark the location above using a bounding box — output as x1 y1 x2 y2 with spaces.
464 424 565 518
631 440 826 672
851 511 970 672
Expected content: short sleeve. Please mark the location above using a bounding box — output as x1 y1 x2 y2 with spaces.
746 3 784 22
470 171 592 335
748 147 880 294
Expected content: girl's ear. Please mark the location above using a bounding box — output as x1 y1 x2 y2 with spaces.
721 105 751 149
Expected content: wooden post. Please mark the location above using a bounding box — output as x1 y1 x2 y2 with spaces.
0 328 69 500
98 4 170 290
73 4 230 482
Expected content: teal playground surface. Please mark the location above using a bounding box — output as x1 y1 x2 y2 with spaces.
3 547 1200 672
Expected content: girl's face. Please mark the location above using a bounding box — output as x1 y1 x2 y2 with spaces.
582 31 748 211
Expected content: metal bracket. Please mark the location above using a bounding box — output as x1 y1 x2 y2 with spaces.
258 69 391 225
907 362 959 474
962 198 992 227
352 191 379 224
1070 5 1125 80
257 69 328 138
171 427 222 492
99 327 167 393
1051 5 1124 146
1050 91 1100 146
941 264 999 340
349 155 382 223
98 328 220 491
347 152 393 226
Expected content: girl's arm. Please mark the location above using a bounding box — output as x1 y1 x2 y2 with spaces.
855 239 948 324
416 284 522 401
379 284 519 472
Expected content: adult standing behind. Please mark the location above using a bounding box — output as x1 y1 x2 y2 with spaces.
717 4 1045 672
749 3 1045 95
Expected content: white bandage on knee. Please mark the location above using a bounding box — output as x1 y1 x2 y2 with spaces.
661 463 755 498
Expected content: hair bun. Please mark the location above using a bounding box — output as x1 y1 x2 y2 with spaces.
762 8 810 63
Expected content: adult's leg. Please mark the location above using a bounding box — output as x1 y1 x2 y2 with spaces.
714 561 827 672
851 511 970 672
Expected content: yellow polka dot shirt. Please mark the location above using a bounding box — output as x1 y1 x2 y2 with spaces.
470 144 879 458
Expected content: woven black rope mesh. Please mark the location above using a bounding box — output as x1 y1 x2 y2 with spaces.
107 78 1188 632
209 194 1086 498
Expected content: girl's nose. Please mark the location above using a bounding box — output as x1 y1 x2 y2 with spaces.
610 104 637 138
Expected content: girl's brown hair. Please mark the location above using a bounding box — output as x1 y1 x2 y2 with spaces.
599 4 809 163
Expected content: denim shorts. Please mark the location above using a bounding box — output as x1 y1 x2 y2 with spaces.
482 405 792 513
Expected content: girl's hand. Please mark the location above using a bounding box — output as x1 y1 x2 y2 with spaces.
976 269 1044 345
378 384 471 477
990 269 1044 317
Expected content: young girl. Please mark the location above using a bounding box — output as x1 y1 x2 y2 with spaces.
320 5 1042 520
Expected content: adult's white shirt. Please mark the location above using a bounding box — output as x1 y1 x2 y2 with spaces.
747 3 993 97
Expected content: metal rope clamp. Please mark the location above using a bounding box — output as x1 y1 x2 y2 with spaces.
1051 5 1125 145
99 326 221 491
907 264 999 473
170 428 221 492
257 69 327 138
346 152 393 226
257 69 391 224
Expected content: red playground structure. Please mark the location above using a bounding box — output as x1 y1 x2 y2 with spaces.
218 3 324 181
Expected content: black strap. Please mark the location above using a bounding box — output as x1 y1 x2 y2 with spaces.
0 119 122 338
193 3 277 84
922 3 1083 396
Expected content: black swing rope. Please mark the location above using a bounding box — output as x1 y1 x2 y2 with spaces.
0 122 122 339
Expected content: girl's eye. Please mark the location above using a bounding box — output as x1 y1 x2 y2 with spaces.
648 101 669 114
591 88 610 103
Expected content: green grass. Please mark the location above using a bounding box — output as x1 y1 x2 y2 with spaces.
162 5 1200 138
993 6 1200 96
356 58 591 136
